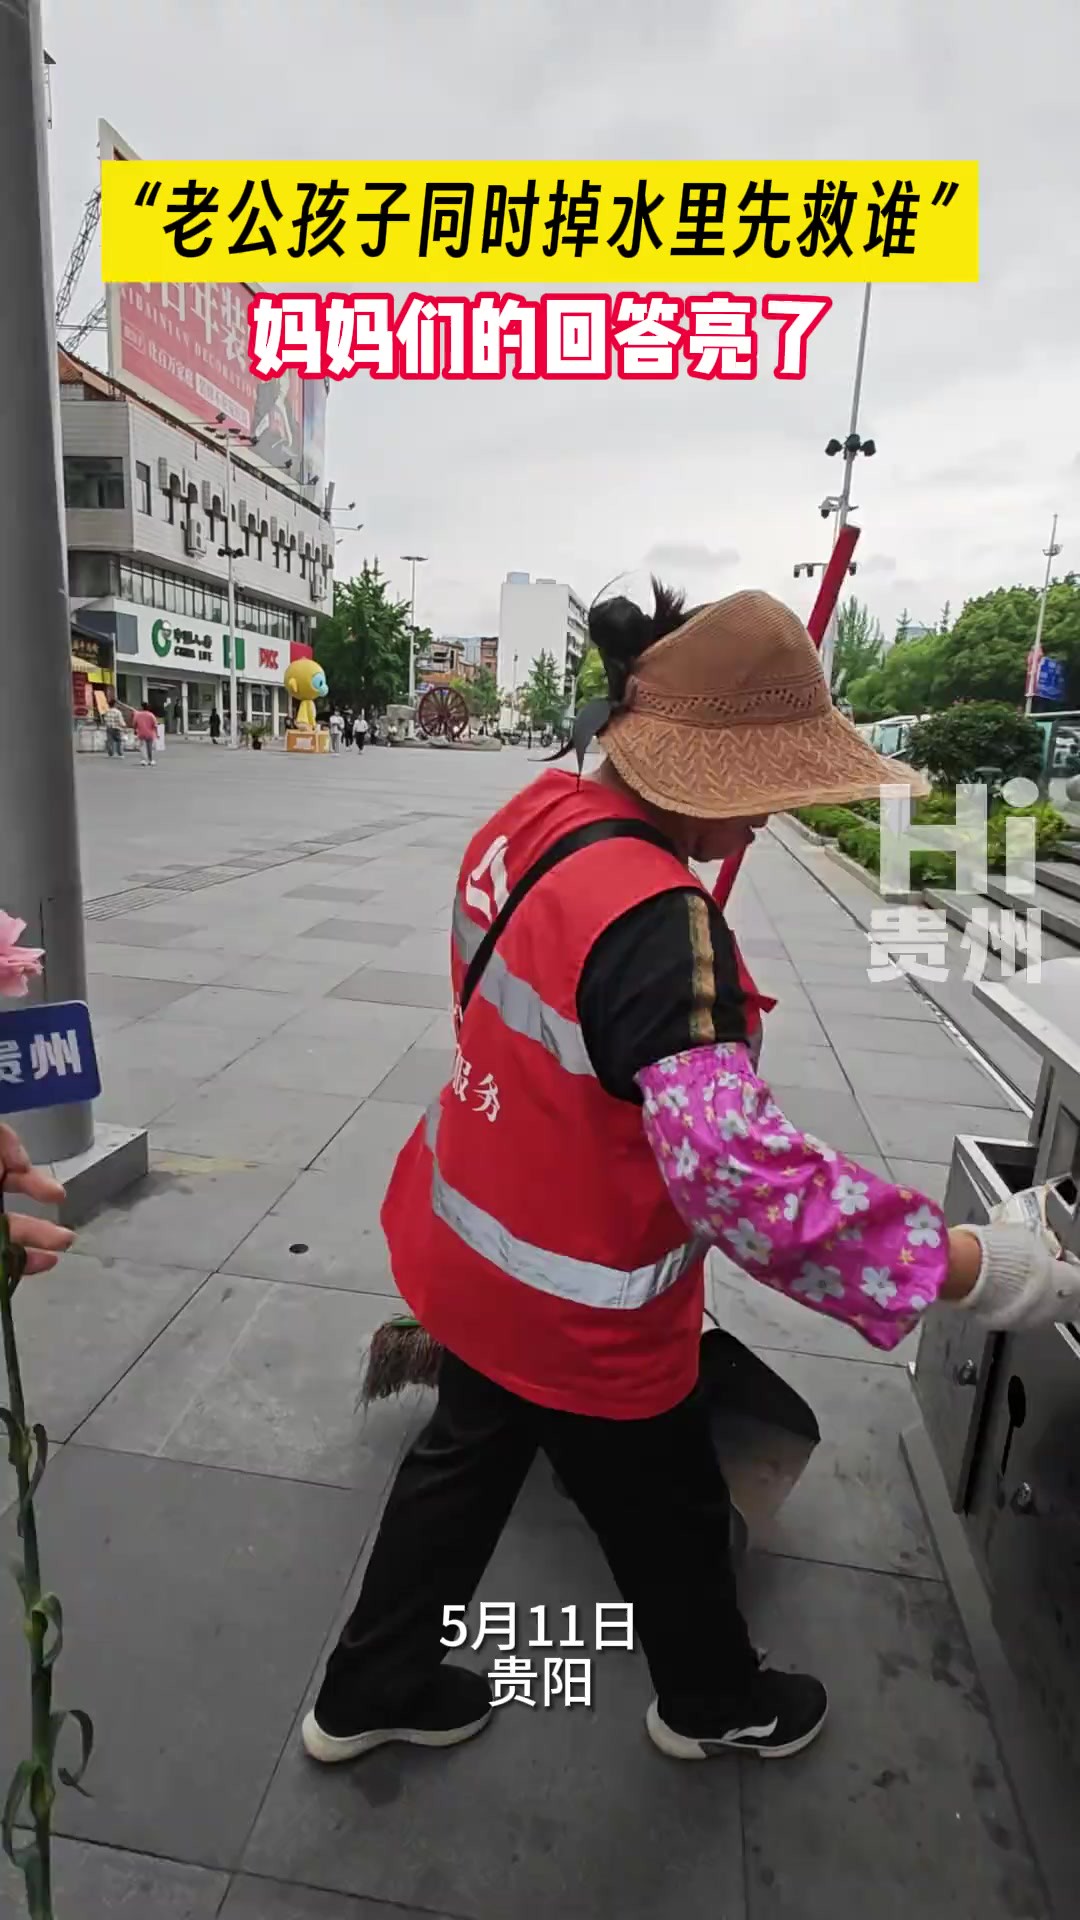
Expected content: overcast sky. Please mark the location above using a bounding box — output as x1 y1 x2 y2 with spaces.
44 0 1079 645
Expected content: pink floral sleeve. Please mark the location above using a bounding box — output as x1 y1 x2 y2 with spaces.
638 1042 949 1352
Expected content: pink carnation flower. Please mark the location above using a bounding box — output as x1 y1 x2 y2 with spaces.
0 913 43 999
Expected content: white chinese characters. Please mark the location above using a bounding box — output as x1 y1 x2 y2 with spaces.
451 1049 501 1123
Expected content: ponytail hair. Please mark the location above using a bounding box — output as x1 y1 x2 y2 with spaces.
588 576 687 702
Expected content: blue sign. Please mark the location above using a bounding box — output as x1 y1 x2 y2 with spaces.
1036 657 1067 702
0 1001 100 1114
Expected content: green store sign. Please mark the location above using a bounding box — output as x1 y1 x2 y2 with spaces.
150 619 245 670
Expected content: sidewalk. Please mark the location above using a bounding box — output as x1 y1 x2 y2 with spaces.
0 749 1049 1919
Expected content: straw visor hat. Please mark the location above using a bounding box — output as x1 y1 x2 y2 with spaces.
600 589 929 820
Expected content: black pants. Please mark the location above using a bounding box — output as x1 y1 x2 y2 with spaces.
324 1352 757 1723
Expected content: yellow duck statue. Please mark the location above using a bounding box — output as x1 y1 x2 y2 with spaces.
283 656 329 732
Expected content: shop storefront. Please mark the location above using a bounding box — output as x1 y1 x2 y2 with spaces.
78 599 293 735
71 620 115 721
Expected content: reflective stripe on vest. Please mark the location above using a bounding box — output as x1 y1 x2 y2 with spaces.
451 896 594 1077
425 1105 701 1309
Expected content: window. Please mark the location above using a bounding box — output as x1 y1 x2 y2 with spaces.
244 525 252 558
165 576 180 614
135 461 152 515
63 455 125 510
166 488 176 526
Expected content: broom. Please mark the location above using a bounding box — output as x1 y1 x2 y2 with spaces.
361 1313 444 1403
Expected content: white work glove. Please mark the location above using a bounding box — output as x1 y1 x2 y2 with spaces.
959 1186 1080 1331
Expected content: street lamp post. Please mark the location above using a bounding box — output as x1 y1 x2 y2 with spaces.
1025 514 1062 715
203 418 247 747
401 553 427 702
820 284 875 690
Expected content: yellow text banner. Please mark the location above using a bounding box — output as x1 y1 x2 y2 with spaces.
101 162 978 285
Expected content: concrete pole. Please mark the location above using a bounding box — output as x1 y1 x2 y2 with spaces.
0 0 93 1161
224 434 240 746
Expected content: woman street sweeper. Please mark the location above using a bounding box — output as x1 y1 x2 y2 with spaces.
303 584 1080 1768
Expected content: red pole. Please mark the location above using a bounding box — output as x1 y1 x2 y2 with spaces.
712 522 861 908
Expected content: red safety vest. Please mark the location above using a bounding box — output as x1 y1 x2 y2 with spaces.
381 770 771 1419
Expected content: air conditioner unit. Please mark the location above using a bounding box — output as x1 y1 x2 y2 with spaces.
184 518 207 558
309 571 326 603
156 457 171 492
238 499 248 525
201 479 213 512
270 516 279 544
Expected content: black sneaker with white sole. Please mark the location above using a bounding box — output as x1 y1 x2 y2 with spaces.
303 1664 493 1765
647 1667 828 1761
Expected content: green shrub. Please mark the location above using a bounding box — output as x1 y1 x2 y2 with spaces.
792 804 865 838
905 704 1043 789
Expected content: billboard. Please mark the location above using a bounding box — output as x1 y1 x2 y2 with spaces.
99 122 326 492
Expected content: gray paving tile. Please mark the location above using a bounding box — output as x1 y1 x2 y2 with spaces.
753 1041 849 1094
86 915 204 948
210 1026 418 1103
300 917 410 945
730 936 788 961
758 1007 830 1055
838 1046 1006 1106
331 968 451 1010
100 1017 260 1081
77 1154 300 1269
221 1881 461 1920
153 985 296 1035
371 1046 454 1106
790 956 879 988
217 954 366 997
806 984 940 1024
708 1254 917 1369
0 1448 363 1869
83 943 233 984
7 1251 208 1441
754 1349 939 1580
285 884 380 905
96 1063 195 1126
763 1084 879 1157
310 1095 423 1176
224 1164 403 1293
861 1097 1028 1164
79 1275 418 1490
244 1512 747 1920
828 1014 969 1060
152 1079 358 1165
739 1555 1048 1920
888 1160 951 1205
0 1839 227 1919
88 974 199 1021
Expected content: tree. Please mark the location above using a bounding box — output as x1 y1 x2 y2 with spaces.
316 563 413 712
470 667 500 726
831 595 885 695
927 580 1080 710
906 703 1043 789
521 649 566 732
847 630 946 721
574 645 609 709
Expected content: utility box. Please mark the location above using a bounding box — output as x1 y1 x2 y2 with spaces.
912 955 1080 1819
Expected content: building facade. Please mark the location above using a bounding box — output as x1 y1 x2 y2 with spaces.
60 351 333 736
497 574 587 704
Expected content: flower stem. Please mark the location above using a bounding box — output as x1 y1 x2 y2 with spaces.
1 1214 54 1920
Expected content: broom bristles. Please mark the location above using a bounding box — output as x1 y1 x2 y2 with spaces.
361 1316 444 1404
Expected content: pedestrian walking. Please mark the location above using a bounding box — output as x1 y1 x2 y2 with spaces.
303 582 1079 1774
103 697 125 761
354 713 368 753
209 707 222 744
133 704 159 767
343 710 355 747
329 710 344 753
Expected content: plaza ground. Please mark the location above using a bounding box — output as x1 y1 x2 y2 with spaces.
0 741 1051 1918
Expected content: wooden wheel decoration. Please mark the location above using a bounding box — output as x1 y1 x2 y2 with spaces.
416 685 470 740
